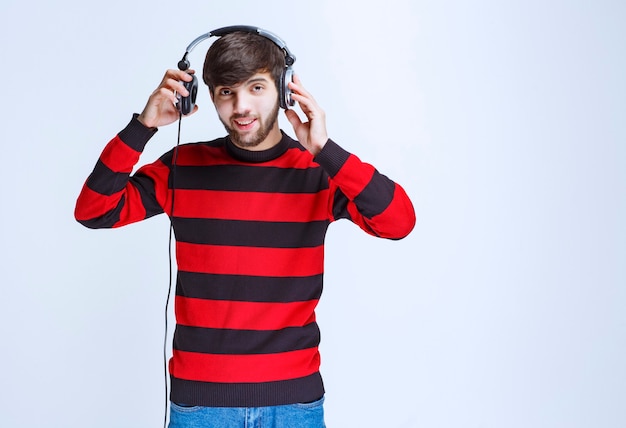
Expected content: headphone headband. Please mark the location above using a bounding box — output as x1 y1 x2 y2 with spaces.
178 25 295 71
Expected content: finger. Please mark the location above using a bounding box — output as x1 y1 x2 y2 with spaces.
179 69 196 82
284 108 303 129
290 92 311 114
165 78 191 96
289 74 317 100
165 68 196 80
160 70 195 95
289 78 322 115
292 73 304 88
288 75 307 97
154 86 179 105
291 93 325 121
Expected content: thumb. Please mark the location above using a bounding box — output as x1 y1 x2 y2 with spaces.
187 104 200 116
284 109 302 130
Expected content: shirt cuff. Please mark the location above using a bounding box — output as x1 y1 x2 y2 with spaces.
313 139 350 178
117 113 159 152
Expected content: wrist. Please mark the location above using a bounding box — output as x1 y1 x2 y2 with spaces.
121 114 159 152
309 136 328 156
136 113 157 130
313 139 348 178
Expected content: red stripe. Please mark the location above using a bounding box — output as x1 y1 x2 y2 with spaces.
369 183 416 239
175 145 315 169
135 159 172 211
174 145 229 166
332 155 375 199
100 135 141 173
74 182 151 226
171 189 330 222
170 348 320 383
175 296 318 330
74 184 119 221
176 243 324 277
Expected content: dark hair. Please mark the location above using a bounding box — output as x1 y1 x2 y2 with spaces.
203 31 285 94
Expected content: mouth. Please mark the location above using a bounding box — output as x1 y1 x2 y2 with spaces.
233 118 257 131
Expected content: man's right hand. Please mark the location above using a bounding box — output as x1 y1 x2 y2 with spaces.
137 69 199 129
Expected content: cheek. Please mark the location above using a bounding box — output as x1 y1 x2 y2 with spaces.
214 103 231 121
261 92 280 112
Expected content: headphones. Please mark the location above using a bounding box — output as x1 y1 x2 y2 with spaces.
176 25 296 115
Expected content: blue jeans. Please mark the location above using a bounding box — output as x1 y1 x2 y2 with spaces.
168 396 326 428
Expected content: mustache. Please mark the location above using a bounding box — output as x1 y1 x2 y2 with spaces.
232 113 255 119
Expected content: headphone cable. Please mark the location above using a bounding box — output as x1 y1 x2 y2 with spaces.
164 111 182 428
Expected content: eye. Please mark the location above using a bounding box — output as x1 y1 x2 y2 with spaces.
219 88 232 96
252 85 264 92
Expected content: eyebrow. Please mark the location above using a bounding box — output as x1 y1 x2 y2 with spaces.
246 76 270 85
215 76 270 91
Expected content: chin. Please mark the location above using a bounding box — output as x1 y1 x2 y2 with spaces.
229 131 264 148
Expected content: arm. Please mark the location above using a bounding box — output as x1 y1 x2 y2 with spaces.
316 140 415 240
74 115 166 228
74 69 196 228
284 76 415 239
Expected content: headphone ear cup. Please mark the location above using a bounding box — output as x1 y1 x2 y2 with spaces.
178 74 198 115
280 67 295 109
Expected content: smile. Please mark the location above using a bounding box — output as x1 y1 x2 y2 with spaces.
234 119 256 126
234 118 257 130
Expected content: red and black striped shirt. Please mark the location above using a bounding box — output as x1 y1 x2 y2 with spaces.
75 115 415 407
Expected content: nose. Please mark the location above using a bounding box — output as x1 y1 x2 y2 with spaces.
233 92 252 115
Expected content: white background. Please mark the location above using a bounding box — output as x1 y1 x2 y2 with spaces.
0 1 624 427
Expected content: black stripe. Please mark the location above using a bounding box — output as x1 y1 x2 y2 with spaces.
173 323 320 355
177 271 323 303
170 372 325 407
173 218 328 248
118 114 158 151
353 170 396 218
315 140 350 178
331 188 352 221
131 173 164 218
172 164 328 193
86 160 130 196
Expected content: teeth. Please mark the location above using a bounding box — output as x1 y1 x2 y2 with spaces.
236 119 254 126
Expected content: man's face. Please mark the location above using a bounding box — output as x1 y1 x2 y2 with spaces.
212 72 281 151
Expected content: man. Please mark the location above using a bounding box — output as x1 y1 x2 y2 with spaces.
75 29 415 427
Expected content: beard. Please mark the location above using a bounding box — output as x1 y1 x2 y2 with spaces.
221 101 280 149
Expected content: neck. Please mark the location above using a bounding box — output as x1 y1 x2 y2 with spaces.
225 129 289 163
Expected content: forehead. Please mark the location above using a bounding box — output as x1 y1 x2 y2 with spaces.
215 72 274 88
